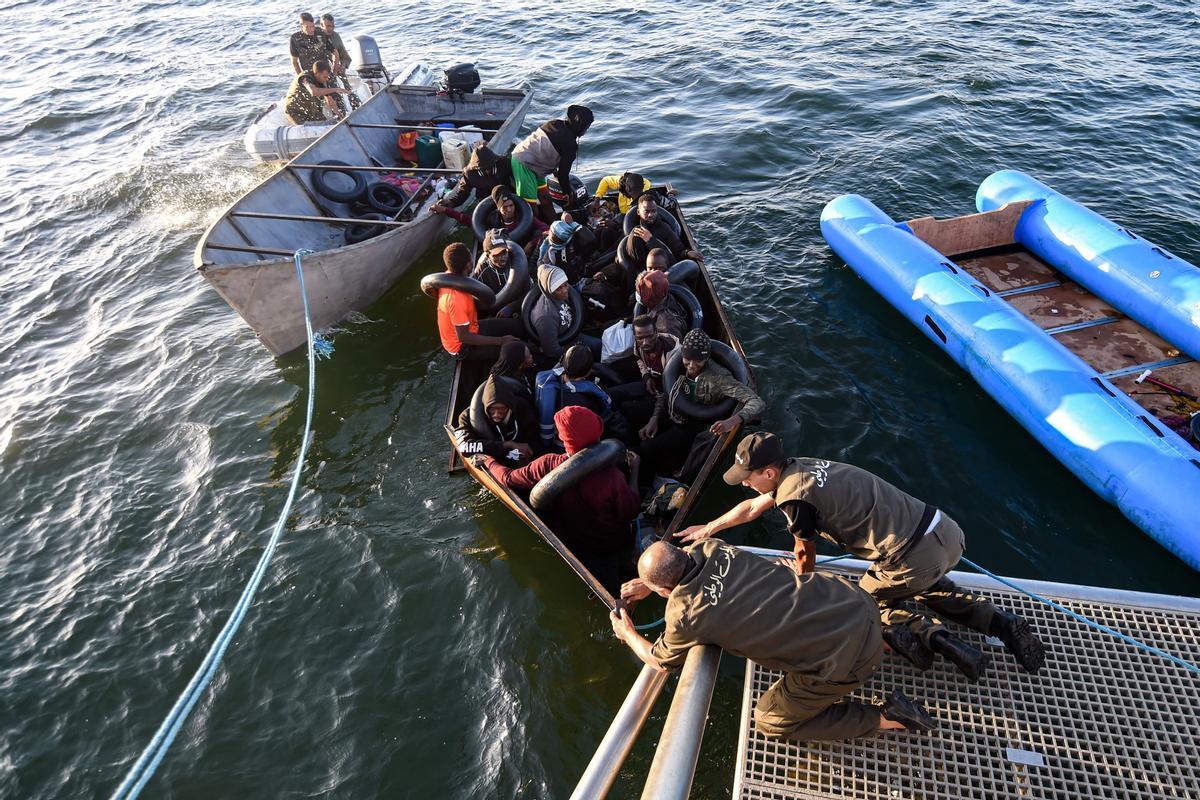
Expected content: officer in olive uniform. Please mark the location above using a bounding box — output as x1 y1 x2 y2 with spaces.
612 539 937 741
677 431 1046 682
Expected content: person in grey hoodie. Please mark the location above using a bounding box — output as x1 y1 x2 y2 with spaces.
531 264 575 366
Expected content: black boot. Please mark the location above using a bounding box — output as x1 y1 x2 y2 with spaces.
879 689 937 732
882 624 934 670
930 630 988 682
989 609 1046 673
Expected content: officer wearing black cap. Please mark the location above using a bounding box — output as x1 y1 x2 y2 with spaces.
677 431 1046 681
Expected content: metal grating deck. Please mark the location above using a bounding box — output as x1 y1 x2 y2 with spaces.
733 562 1200 800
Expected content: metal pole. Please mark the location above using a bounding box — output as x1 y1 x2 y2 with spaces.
640 646 721 800
570 665 670 800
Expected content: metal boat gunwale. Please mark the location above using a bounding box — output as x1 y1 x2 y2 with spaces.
443 197 756 607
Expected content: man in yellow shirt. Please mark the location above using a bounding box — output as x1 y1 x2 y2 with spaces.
593 171 652 213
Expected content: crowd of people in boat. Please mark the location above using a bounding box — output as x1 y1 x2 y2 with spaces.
426 105 1049 744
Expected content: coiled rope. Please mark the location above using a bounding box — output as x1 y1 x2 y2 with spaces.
111 249 322 799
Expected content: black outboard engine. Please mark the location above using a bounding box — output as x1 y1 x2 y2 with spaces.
547 175 589 213
441 63 481 95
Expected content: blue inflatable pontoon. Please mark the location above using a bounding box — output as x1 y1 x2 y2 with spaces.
821 172 1200 572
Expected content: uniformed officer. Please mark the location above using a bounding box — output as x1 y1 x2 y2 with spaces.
612 539 937 741
677 432 1046 681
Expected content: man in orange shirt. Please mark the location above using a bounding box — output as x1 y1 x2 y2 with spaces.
436 243 524 362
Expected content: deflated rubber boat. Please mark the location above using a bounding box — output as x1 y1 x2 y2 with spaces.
821 170 1200 572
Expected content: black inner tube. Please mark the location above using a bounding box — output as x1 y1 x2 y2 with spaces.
344 212 388 245
530 438 626 511
467 382 498 441
480 243 530 311
313 160 367 203
471 197 534 244
634 284 704 332
521 285 584 344
367 182 408 215
420 273 496 310
662 340 750 422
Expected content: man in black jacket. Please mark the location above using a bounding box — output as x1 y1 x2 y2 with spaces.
511 105 594 220
433 146 516 212
453 375 537 466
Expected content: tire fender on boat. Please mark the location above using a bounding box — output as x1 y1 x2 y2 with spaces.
420 273 496 310
471 197 534 244
521 285 584 344
313 160 367 203
635 284 704 332
663 340 750 422
478 244 530 311
530 438 626 511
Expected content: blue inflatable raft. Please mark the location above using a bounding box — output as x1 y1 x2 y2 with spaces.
821 172 1200 572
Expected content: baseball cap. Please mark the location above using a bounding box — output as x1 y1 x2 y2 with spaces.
722 431 785 485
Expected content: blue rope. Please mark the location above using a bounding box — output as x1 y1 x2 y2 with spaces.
958 556 1200 676
110 249 322 799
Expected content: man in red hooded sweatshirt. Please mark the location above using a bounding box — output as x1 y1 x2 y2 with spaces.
483 405 641 593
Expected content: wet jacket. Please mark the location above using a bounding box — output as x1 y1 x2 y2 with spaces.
486 453 638 553
454 376 538 465
442 147 515 208
772 458 937 565
649 540 883 676
665 361 763 425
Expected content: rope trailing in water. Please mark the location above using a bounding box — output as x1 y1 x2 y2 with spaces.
110 249 322 799
957 556 1200 676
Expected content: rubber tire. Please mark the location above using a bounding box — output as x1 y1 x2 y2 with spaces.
366 182 408 215
420 272 497 310
479 244 530 312
467 382 498 442
662 340 750 422
530 438 626 511
521 285 584 344
471 196 534 244
345 212 388 244
635 284 704 332
313 160 367 203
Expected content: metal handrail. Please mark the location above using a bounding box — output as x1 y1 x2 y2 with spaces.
569 665 670 800
640 645 722 800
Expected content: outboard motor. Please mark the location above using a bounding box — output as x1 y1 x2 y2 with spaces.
441 63 481 95
349 34 390 96
547 175 589 213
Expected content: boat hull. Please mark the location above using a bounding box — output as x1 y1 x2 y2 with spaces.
821 193 1200 571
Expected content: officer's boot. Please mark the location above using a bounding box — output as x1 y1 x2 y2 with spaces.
879 689 937 732
929 630 988 682
989 608 1046 673
881 624 934 670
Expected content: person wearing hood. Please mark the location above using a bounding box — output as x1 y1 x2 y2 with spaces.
483 405 641 593
433 145 517 212
511 104 594 220
635 268 689 340
454 374 538 467
640 328 764 486
531 262 601 367
490 339 537 402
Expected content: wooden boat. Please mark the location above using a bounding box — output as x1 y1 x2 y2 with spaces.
196 82 531 356
441 197 756 608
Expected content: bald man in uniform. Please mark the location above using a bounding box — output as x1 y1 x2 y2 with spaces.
611 540 937 741
678 432 1046 682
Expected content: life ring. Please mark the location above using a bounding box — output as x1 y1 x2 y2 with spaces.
420 273 496 310
623 205 682 238
476 243 530 311
521 285 584 344
662 340 750 421
530 438 626 511
366 182 408 215
313 160 367 203
634 284 704 332
344 212 389 245
471 197 534 244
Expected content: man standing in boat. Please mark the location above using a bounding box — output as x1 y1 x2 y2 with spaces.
613 540 938 741
677 432 1047 681
289 12 334 75
511 105 594 221
283 60 351 125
